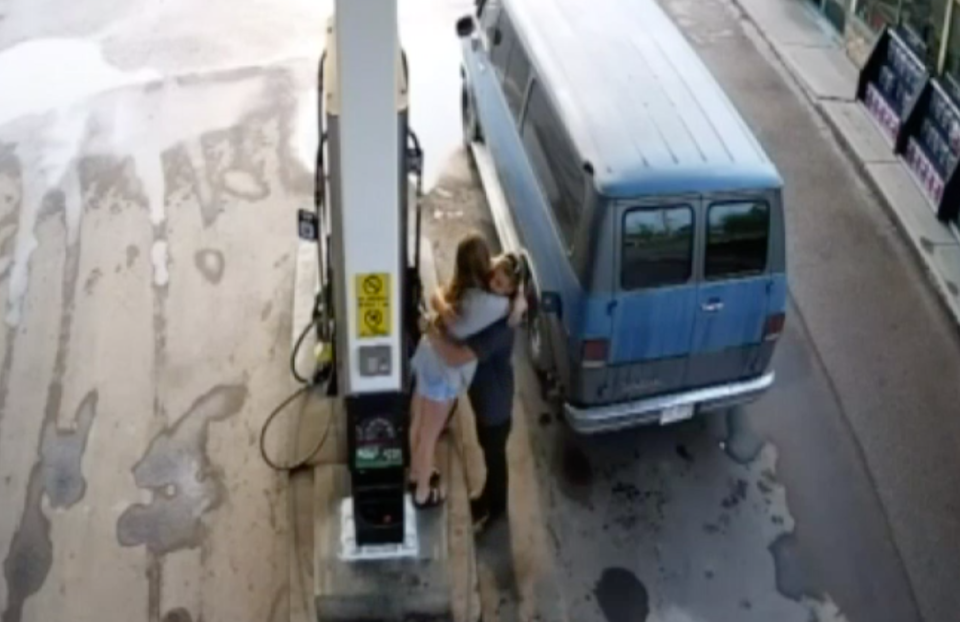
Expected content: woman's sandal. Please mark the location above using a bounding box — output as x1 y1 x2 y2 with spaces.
413 470 445 509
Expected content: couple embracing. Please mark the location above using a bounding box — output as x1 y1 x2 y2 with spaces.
408 232 526 533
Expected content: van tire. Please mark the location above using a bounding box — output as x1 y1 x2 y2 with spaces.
526 311 555 390
461 85 483 147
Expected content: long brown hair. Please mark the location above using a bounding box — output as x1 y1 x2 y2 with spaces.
445 233 492 307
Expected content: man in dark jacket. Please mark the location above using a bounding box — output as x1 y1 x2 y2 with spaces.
427 317 515 530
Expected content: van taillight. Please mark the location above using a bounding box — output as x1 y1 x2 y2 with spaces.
764 313 786 341
581 339 609 366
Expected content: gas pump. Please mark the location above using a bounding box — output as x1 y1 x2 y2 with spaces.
258 1 472 616
303 0 424 553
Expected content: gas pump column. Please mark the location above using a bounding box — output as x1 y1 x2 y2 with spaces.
323 0 412 549
309 5 460 618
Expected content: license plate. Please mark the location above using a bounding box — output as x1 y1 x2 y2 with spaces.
660 404 694 425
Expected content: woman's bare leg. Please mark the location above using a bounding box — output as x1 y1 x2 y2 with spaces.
414 396 452 504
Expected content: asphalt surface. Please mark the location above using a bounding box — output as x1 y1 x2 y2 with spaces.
2 0 960 621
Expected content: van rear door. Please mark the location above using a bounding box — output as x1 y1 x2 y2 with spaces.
608 199 699 401
686 198 774 388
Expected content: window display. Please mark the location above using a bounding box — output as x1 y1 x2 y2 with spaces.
902 80 960 219
861 29 929 142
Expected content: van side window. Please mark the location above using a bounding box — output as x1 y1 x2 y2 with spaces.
621 206 694 290
489 12 514 75
521 84 584 248
503 42 531 119
705 201 769 279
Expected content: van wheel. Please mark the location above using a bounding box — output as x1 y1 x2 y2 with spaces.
461 86 483 147
526 311 555 392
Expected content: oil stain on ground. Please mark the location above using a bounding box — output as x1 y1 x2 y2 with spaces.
126 244 140 268
42 391 99 508
594 567 650 622
558 440 594 507
2 465 51 622
769 532 818 602
162 607 194 622
194 249 225 284
721 478 749 510
3 159 100 622
3 391 99 622
561 442 593 487
117 384 247 555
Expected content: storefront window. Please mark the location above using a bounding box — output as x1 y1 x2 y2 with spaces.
856 0 901 32
901 0 951 67
824 0 850 31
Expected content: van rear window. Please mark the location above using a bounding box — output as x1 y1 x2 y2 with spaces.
621 206 694 290
705 201 770 279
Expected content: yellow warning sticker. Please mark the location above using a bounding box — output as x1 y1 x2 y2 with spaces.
355 273 392 338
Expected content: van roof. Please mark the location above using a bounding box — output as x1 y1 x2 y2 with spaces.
505 0 783 198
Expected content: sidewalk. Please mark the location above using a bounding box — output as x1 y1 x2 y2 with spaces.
732 0 960 329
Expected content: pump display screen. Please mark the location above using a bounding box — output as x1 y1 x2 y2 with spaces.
354 416 403 469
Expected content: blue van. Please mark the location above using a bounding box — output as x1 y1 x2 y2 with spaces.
456 0 787 433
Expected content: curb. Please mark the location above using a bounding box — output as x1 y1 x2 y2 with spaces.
727 0 960 334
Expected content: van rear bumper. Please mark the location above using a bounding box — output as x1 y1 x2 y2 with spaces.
563 371 775 435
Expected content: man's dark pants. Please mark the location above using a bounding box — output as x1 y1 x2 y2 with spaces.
473 418 512 519
463 319 516 522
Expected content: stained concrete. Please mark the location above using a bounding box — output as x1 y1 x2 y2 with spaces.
0 0 476 619
0 55 315 622
2 0 959 620
41 390 98 509
117 385 248 555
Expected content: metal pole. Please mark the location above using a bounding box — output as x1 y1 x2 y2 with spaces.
938 0 957 73
334 0 403 396
325 0 412 550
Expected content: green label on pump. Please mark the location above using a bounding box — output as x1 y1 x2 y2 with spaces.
355 446 403 469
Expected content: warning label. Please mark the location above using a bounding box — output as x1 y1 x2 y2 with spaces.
355 273 392 338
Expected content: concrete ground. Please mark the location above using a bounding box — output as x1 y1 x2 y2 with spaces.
0 1 469 621
3 0 960 622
